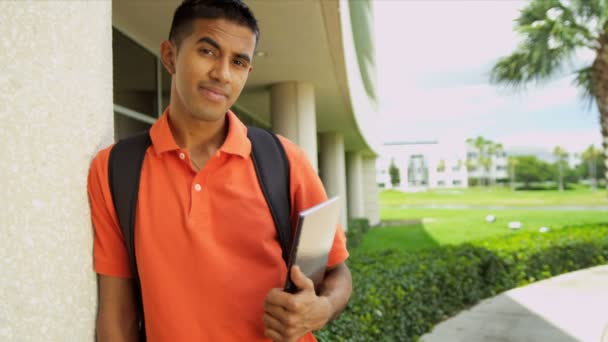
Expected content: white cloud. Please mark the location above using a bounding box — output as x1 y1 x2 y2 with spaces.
522 81 579 111
374 0 602 149
381 83 510 121
374 1 524 78
499 129 602 153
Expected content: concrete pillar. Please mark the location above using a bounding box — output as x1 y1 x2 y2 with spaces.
319 132 348 230
271 82 318 171
0 2 112 340
346 152 365 218
362 157 381 226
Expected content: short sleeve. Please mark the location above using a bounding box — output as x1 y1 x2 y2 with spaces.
278 136 349 268
87 146 132 278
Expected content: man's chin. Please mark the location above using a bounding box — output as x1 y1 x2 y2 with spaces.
189 108 227 123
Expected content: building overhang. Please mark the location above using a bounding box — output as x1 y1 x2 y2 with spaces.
113 0 379 156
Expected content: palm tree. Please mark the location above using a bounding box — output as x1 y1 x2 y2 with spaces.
553 146 568 191
480 147 493 187
582 144 602 190
466 136 489 186
494 143 505 186
437 159 446 173
508 156 519 191
490 0 608 189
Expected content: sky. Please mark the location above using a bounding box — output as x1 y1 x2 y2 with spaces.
374 0 602 156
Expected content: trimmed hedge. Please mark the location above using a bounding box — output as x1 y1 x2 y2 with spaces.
316 224 608 341
346 218 371 249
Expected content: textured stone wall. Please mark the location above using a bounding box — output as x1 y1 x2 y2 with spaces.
0 1 113 340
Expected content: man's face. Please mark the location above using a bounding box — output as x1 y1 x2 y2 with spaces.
167 18 256 122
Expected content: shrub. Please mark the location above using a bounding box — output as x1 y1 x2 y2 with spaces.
346 218 370 249
315 224 608 341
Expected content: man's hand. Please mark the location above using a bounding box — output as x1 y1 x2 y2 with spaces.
263 266 332 342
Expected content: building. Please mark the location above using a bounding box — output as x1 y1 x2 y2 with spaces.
377 140 469 191
1 1 380 339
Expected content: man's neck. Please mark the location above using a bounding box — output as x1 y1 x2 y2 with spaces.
166 105 228 164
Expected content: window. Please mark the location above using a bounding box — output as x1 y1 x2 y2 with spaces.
113 28 158 140
453 180 462 186
437 181 445 187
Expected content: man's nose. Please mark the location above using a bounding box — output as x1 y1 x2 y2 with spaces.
209 57 231 84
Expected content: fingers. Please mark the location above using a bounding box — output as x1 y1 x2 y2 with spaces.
265 288 293 308
290 266 315 292
263 312 287 336
264 302 290 324
264 327 282 341
263 310 299 342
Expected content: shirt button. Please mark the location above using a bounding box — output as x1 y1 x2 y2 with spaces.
179 152 186 160
194 184 202 192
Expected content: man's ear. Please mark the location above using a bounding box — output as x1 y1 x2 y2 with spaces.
160 40 176 74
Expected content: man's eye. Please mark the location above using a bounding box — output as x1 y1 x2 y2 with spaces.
233 59 248 68
200 48 214 56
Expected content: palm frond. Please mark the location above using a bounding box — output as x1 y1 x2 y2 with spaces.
573 66 596 108
490 0 599 88
515 0 560 27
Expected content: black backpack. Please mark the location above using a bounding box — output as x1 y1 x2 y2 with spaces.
107 127 293 341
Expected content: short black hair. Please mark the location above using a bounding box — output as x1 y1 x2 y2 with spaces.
169 0 260 49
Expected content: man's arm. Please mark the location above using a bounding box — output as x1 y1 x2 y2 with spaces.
96 275 139 342
263 262 353 342
317 262 353 322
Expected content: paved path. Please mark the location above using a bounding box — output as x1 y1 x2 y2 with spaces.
421 265 608 342
385 204 608 211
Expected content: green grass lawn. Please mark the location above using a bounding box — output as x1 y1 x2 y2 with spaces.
380 186 608 207
358 187 608 254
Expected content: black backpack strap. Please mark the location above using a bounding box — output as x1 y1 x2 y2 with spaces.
108 131 151 342
247 127 293 265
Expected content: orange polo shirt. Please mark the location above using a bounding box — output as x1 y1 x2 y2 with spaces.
87 108 349 342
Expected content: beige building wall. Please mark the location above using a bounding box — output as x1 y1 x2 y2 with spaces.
319 132 348 230
346 152 365 218
0 1 113 340
271 82 319 171
362 157 380 225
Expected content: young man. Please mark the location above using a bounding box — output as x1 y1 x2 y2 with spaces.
87 1 352 341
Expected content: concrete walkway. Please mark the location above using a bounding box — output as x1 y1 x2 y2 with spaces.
421 265 608 342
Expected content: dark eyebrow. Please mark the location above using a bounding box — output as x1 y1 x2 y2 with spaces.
197 36 221 50
196 36 251 64
235 53 251 64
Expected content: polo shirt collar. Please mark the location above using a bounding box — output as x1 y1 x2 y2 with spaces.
150 108 251 158
220 109 251 158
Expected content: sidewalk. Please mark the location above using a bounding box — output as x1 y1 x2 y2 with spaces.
421 265 608 342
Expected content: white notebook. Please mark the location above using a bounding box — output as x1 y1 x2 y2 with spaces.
284 196 341 293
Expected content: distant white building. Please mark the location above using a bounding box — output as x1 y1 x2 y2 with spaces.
377 140 469 191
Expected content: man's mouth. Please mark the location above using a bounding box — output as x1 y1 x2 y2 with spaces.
200 86 228 102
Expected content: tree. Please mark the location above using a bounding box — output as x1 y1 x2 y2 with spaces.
437 159 446 173
513 155 553 189
466 137 505 186
466 136 490 186
389 158 401 187
553 146 568 191
580 144 604 190
490 0 608 189
508 156 519 190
